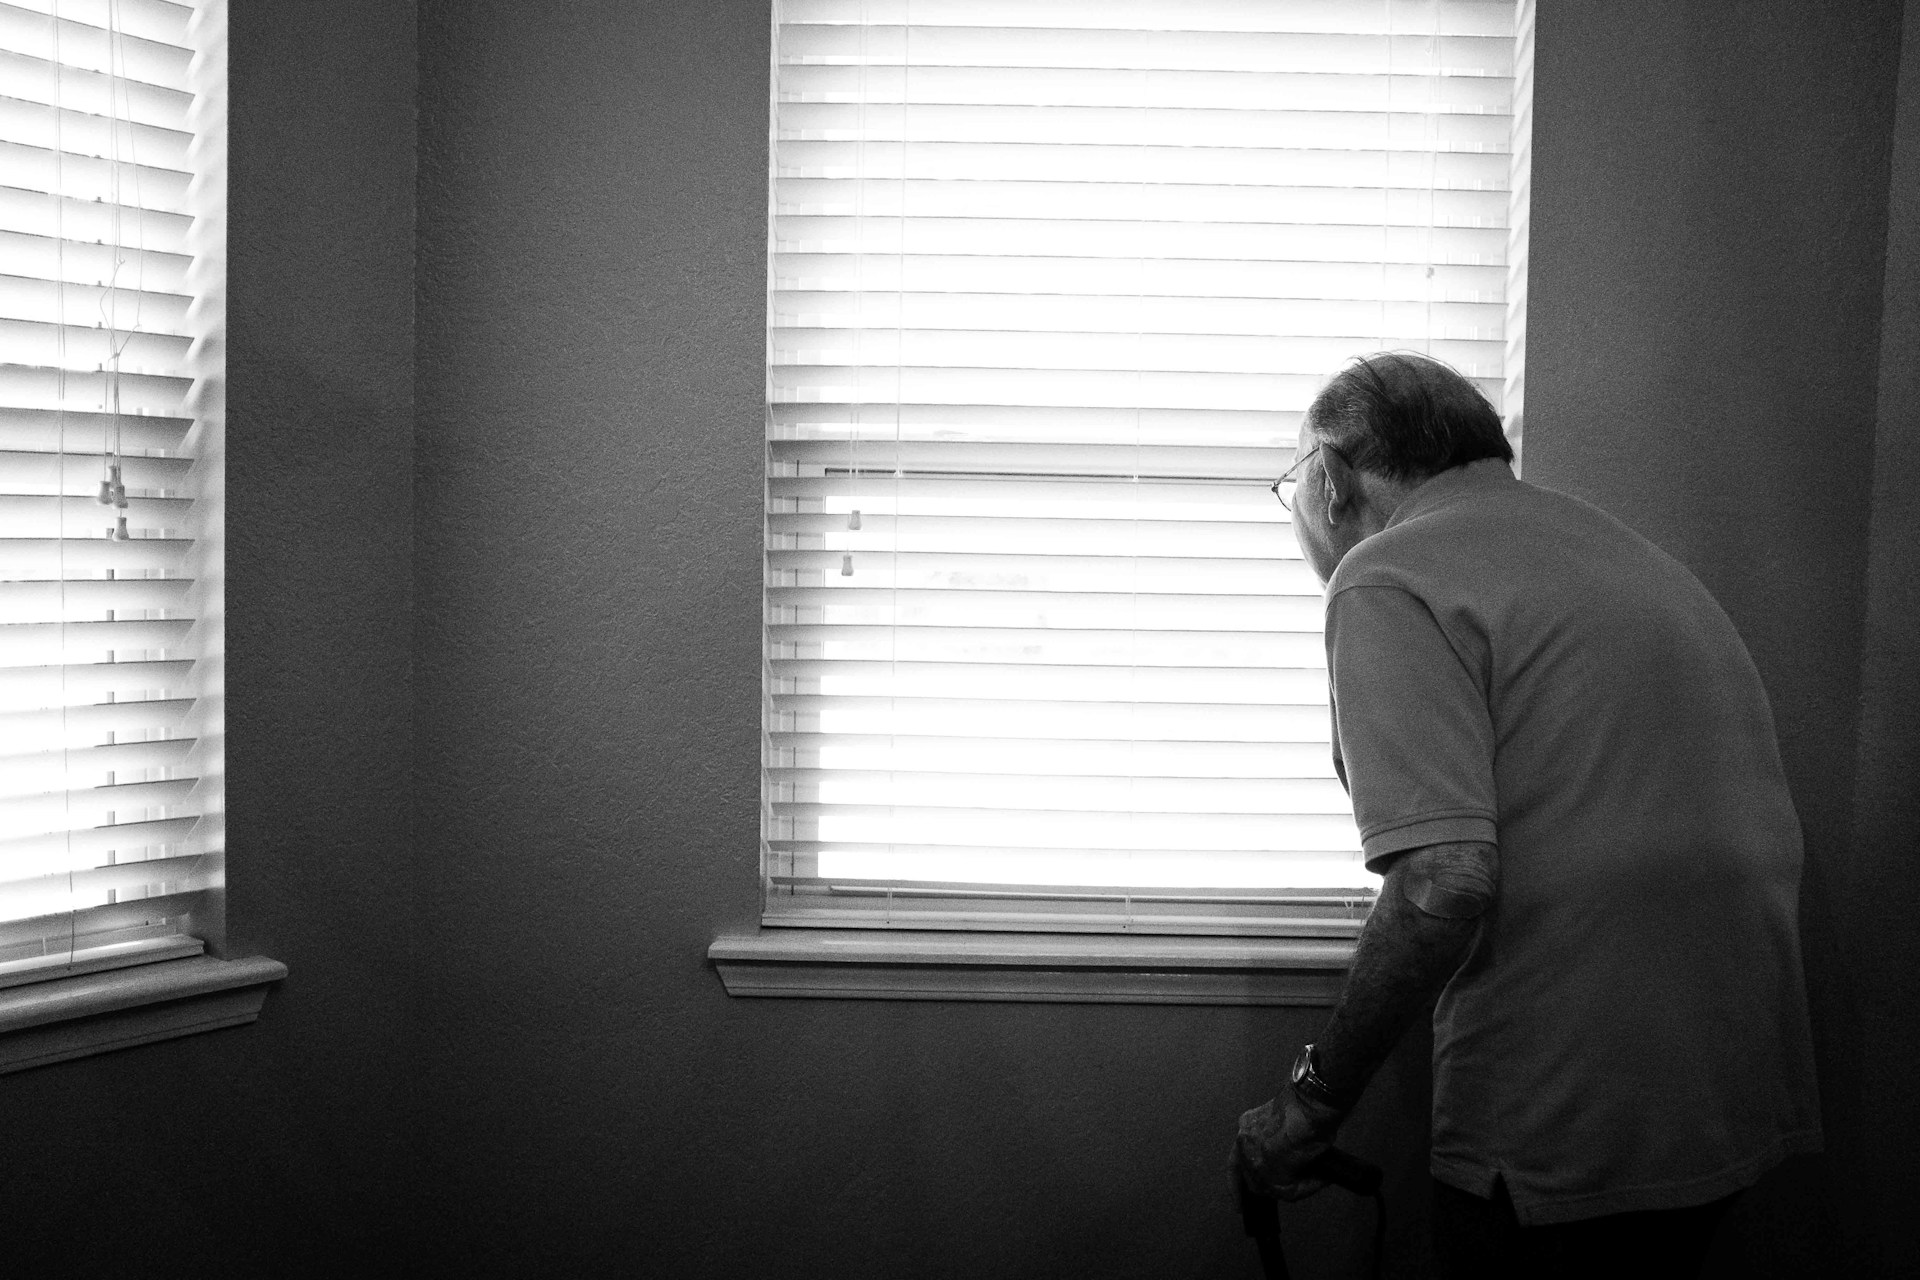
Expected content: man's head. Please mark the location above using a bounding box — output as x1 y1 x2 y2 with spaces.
1287 353 1513 583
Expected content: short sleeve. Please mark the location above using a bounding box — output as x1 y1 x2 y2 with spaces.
1327 584 1498 870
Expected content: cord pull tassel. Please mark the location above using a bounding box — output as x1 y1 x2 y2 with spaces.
840 554 854 577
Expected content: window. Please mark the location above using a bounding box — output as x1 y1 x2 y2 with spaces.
0 0 225 989
757 0 1529 945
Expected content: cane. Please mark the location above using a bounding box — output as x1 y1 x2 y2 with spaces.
1236 1146 1385 1280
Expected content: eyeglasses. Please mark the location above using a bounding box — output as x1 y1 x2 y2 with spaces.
1269 445 1321 512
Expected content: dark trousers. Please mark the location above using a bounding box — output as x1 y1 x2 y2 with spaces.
1433 1177 1737 1280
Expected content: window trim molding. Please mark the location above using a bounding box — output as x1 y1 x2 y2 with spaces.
709 930 1352 1005
0 953 286 1074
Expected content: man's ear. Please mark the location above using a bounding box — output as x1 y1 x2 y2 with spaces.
1317 444 1359 524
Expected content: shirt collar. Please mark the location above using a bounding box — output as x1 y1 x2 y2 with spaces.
1384 458 1518 530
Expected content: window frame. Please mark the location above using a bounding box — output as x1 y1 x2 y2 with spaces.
0 0 283 1071
717 0 1535 1002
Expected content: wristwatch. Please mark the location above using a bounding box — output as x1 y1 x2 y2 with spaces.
1290 1042 1357 1113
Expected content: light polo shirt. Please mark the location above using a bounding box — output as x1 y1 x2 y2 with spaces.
1325 459 1822 1225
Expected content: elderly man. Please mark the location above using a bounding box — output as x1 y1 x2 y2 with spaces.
1232 354 1821 1278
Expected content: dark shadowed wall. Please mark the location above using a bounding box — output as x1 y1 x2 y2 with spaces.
0 2 421 1278
1 3 1912 1279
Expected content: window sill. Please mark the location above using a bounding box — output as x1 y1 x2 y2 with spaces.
0 954 288 1074
709 930 1354 1005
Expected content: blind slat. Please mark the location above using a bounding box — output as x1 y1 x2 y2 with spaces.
0 318 193 377
778 138 1510 188
770 656 1329 693
775 253 1507 301
0 138 190 212
778 64 1511 112
0 2 192 80
779 25 1513 77
771 729 1335 766
0 92 193 170
0 47 190 131
771 768 1347 809
0 574 192 619
0 227 191 291
768 551 1323 596
0 855 208 920
781 0 1517 37
0 736 193 789
774 292 1506 339
0 660 190 712
4 0 194 50
0 444 194 484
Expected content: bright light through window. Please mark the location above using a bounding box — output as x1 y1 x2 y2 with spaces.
763 0 1528 929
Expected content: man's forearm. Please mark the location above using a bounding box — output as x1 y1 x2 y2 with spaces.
1312 851 1485 1103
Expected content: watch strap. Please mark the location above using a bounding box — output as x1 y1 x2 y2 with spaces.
1292 1043 1359 1114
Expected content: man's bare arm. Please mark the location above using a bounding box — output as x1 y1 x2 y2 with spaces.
1232 839 1496 1199
1314 839 1498 1100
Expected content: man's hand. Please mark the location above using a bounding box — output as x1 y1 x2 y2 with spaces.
1230 1086 1346 1203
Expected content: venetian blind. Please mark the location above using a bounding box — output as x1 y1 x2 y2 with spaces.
764 0 1526 934
0 0 223 984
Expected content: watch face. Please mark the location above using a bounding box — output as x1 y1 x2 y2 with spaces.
1291 1048 1309 1085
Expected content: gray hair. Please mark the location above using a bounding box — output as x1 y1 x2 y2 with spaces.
1305 352 1513 483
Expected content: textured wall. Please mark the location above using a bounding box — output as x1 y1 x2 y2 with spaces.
0 3 421 1276
1526 2 1909 1276
1850 7 1920 1279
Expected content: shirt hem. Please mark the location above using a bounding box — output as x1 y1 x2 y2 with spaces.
1430 1128 1824 1226
1360 812 1497 869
